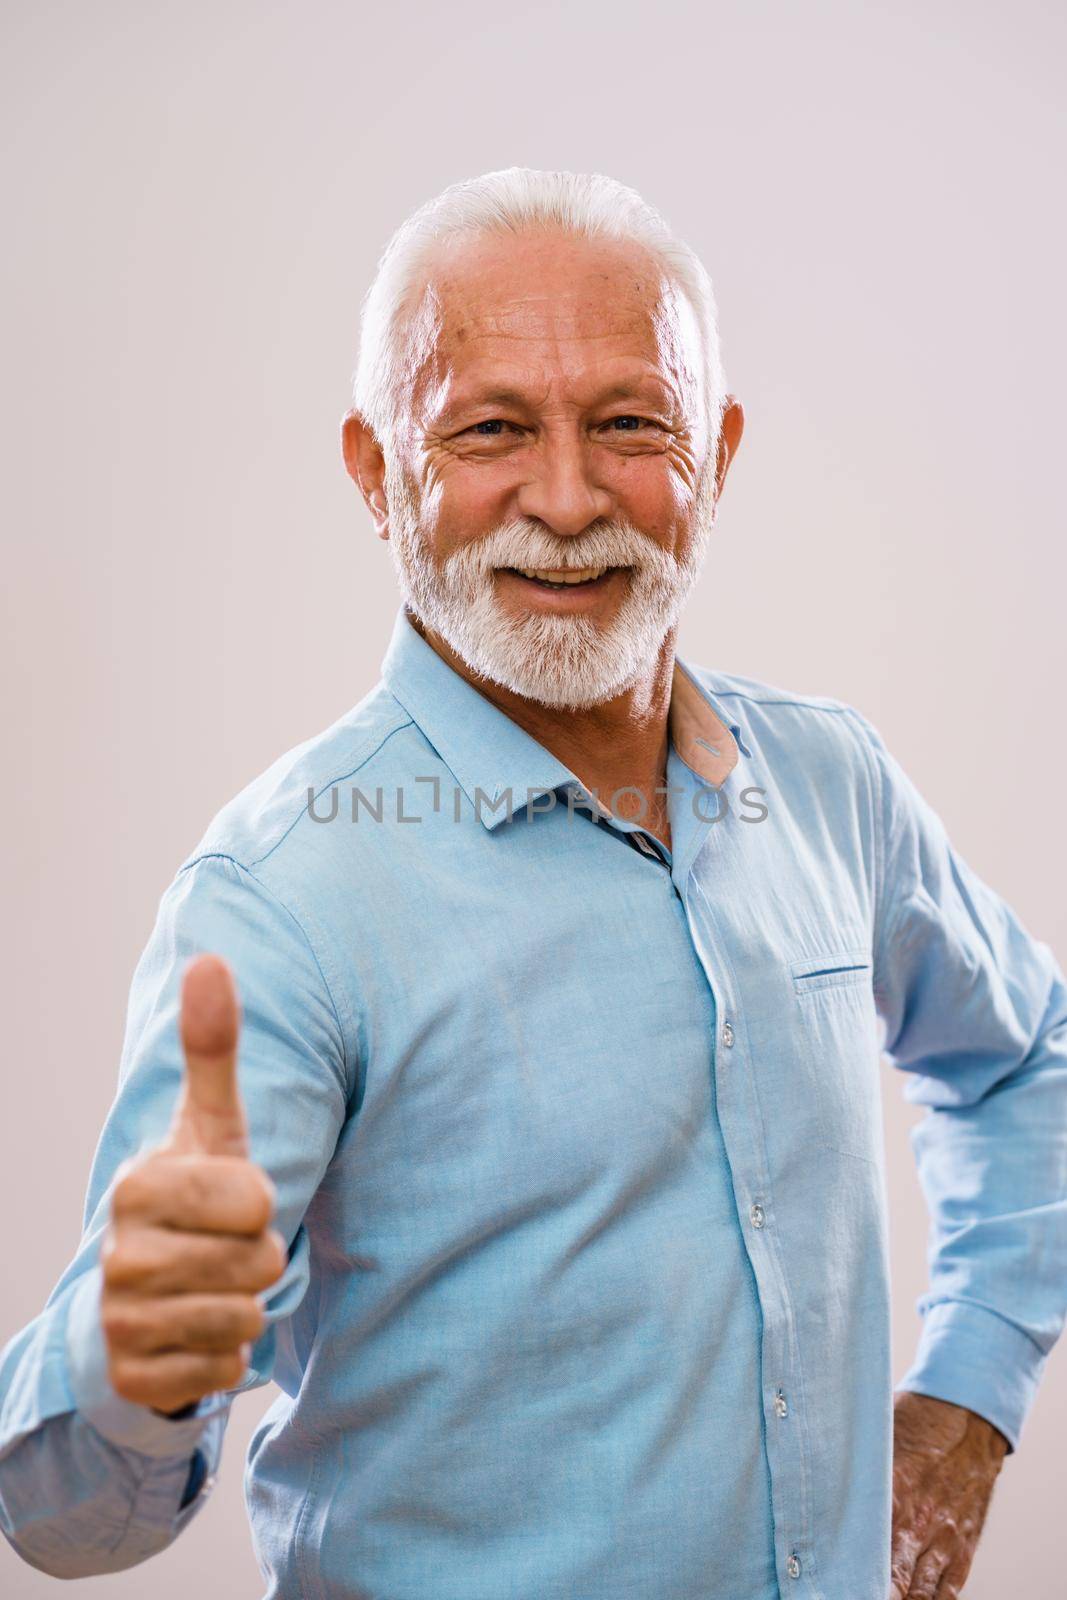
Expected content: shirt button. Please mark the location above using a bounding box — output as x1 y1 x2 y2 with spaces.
787 1553 801 1579
749 1202 766 1229
721 1020 734 1047
773 1387 789 1418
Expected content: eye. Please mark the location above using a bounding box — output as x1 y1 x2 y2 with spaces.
452 417 524 449
606 415 653 432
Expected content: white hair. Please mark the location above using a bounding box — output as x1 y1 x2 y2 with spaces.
351 166 726 457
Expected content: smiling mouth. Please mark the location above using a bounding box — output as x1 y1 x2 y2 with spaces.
502 565 624 590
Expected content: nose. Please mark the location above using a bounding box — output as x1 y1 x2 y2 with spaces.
516 435 614 536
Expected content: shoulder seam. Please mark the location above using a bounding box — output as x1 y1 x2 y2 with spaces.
709 687 855 717
682 664 856 717
247 706 415 872
177 850 354 1104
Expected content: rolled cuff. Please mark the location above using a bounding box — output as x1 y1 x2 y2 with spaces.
896 1298 1048 1454
64 1267 229 1459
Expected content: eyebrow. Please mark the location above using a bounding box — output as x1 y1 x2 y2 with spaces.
433 375 677 425
594 379 675 407
444 387 534 415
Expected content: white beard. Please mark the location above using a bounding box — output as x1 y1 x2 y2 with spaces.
384 467 717 711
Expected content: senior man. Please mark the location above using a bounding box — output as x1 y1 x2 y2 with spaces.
2 169 1066 1600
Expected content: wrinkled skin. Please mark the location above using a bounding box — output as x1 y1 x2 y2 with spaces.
342 229 745 847
890 1390 1009 1598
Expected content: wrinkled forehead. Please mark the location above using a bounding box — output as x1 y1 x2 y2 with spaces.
401 230 704 418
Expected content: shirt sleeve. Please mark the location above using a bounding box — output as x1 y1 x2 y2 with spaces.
848 708 1067 1453
0 851 350 1576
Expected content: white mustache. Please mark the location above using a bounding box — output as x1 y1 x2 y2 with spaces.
443 518 678 584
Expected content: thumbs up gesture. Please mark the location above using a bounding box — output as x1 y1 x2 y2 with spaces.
100 955 287 1416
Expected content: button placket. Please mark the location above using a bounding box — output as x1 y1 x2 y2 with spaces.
682 883 815 1592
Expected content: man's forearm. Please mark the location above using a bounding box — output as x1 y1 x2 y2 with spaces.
1 1408 219 1578
0 1267 225 1577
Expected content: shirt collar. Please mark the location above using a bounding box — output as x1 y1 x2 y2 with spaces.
380 605 744 832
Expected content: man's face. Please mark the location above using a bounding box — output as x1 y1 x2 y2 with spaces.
351 230 740 709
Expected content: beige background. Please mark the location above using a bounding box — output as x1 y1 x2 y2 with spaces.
2 1 1064 1594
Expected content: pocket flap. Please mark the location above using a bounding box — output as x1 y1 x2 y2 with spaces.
791 946 872 993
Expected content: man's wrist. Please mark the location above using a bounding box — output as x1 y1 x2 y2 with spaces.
897 1298 1048 1454
962 1403 1012 1461
64 1268 227 1456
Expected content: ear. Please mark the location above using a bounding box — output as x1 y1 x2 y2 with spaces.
341 410 391 540
713 397 745 500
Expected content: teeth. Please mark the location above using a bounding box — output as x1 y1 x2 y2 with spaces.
516 566 608 585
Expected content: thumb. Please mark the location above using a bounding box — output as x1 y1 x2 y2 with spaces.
171 953 249 1157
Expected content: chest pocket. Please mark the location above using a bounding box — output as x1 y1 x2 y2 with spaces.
789 944 881 1162
791 946 873 995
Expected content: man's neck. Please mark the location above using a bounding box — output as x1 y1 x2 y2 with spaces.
408 612 677 850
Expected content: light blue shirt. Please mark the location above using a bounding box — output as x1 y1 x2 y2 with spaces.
3 605 1066 1599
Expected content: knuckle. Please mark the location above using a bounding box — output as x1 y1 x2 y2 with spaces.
108 1356 145 1405
218 1350 247 1388
220 1295 266 1342
244 1164 277 1228
111 1161 151 1219
100 1299 138 1349
99 1227 121 1275
245 1296 268 1339
262 1228 288 1282
889 1561 913 1593
271 1233 289 1280
100 1228 140 1289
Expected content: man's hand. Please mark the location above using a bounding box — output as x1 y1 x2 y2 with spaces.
100 954 287 1416
889 1389 1009 1598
